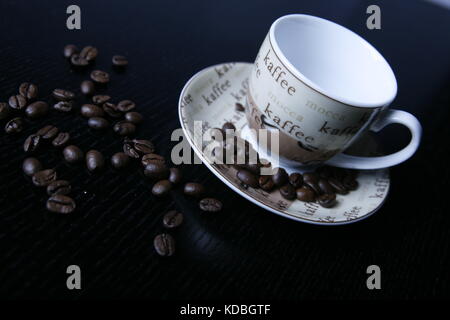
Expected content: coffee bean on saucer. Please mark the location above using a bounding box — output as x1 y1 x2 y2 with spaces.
222 122 236 132
272 167 288 187
289 172 303 188
24 134 41 153
46 195 76 214
19 82 38 100
168 167 182 184
0 102 10 120
5 117 24 134
124 111 143 124
112 55 128 66
317 193 337 208
280 183 296 200
52 89 75 101
102 102 122 118
163 210 183 229
88 117 109 130
80 45 98 61
47 180 71 196
235 102 245 112
53 101 73 112
70 54 89 66
117 100 135 112
154 233 175 257
90 70 109 84
144 162 169 180
199 198 223 212
237 163 260 175
92 95 111 105
37 125 59 140
9 94 27 110
52 132 70 148
259 175 275 192
303 172 319 184
343 176 359 191
86 150 105 172
63 145 84 164
152 180 172 197
318 178 335 194
328 177 348 195
81 80 95 95
81 104 104 118
63 44 78 58
25 101 48 119
183 182 205 197
237 169 259 188
110 152 129 169
32 169 57 187
141 153 165 166
22 157 42 176
113 121 135 136
296 186 316 202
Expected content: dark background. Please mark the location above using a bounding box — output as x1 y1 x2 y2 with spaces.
0 0 449 300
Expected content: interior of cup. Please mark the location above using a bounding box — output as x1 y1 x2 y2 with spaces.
271 14 397 107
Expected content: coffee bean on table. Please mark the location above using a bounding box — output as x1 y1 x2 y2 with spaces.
8 95 27 110
47 180 71 196
296 186 316 202
63 44 78 58
70 54 89 66
113 121 135 136
0 102 10 120
52 132 70 148
199 198 223 212
102 102 122 118
112 55 128 66
183 182 205 197
235 102 245 112
110 152 129 169
25 101 48 119
90 70 110 84
154 233 175 257
32 169 57 187
80 45 98 61
52 89 75 101
131 139 155 154
81 104 104 118
63 145 84 164
117 100 135 112
19 82 38 100
5 117 24 133
92 95 111 105
86 150 105 172
46 195 76 214
222 122 236 132
123 142 140 158
141 153 165 166
152 180 172 197
124 111 143 124
144 162 169 180
237 169 259 188
280 183 296 200
272 167 288 187
36 125 59 140
317 193 337 208
328 177 348 195
168 167 182 184
80 80 95 95
163 210 183 229
53 101 74 112
24 134 41 153
88 117 109 130
318 178 335 194
259 175 275 191
22 157 42 176
289 172 303 188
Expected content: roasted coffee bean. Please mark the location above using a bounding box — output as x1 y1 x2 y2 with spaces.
124 111 143 124
236 163 260 175
63 145 84 164
86 150 105 172
317 193 337 208
32 169 57 187
303 172 319 184
102 102 122 118
5 117 24 133
289 173 303 188
237 169 259 188
8 94 27 110
304 180 321 195
110 152 129 169
343 176 359 191
92 95 110 105
154 233 175 257
25 101 48 119
168 167 182 184
183 182 205 197
90 70 110 84
280 183 297 200
259 175 275 191
235 102 245 112
328 177 348 195
141 153 165 166
37 125 58 140
113 121 135 136
53 101 73 112
272 167 288 187
52 132 70 147
123 142 140 158
117 100 135 112
318 179 335 194
81 104 104 118
0 102 10 120
296 186 316 202
152 180 172 197
52 89 75 101
24 134 41 153
19 82 38 100
222 122 236 132
199 198 223 212
22 157 42 176
163 210 183 229
47 180 71 196
80 80 95 95
70 54 89 66
88 117 109 130
63 44 78 58
132 139 155 154
112 55 128 66
46 195 75 214
80 45 98 61
144 162 169 180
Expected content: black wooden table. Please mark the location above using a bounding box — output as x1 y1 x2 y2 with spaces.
0 0 449 300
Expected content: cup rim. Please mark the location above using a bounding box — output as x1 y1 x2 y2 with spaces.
269 14 397 108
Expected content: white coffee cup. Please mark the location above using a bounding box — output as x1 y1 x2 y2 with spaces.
245 14 422 169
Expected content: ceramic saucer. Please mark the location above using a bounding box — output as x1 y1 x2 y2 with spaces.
179 62 390 225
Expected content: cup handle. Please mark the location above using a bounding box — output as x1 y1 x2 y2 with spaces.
326 109 422 170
